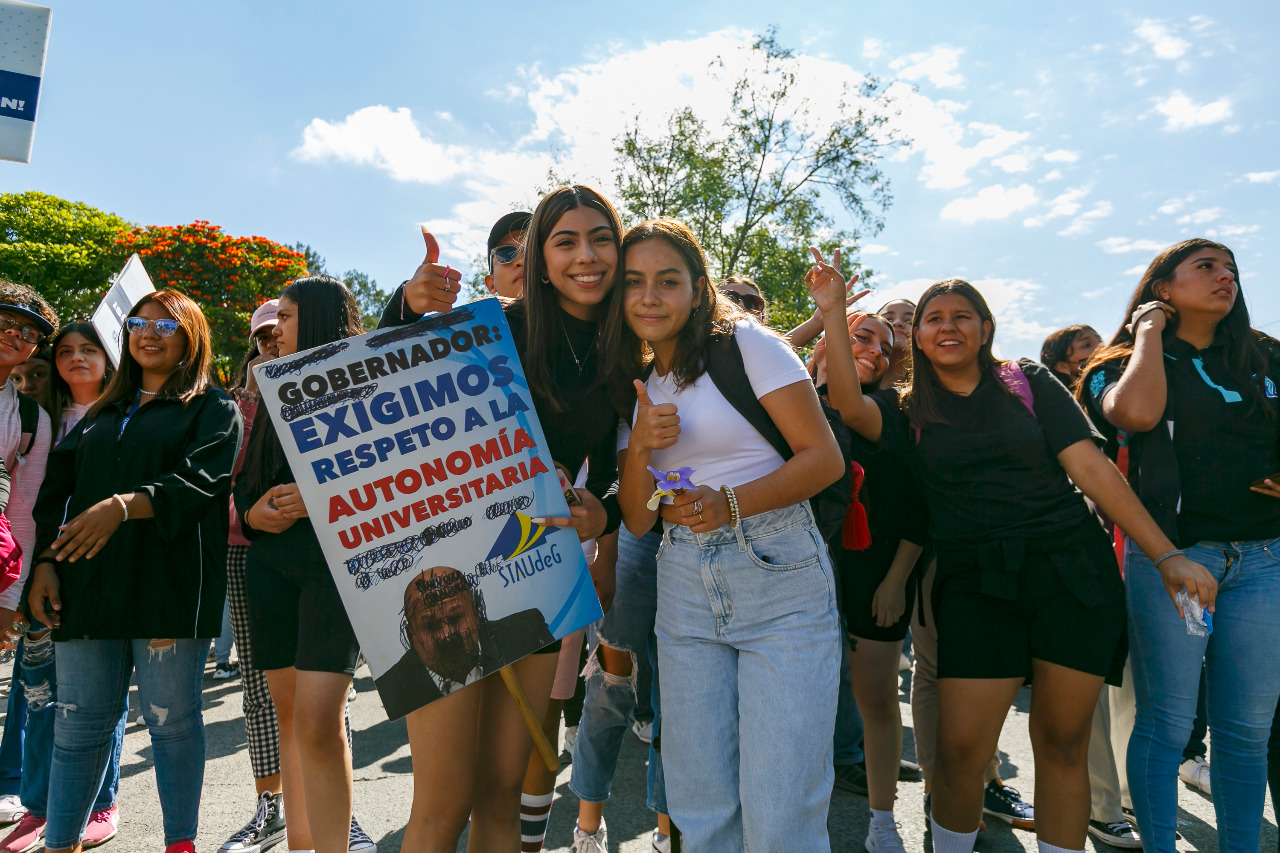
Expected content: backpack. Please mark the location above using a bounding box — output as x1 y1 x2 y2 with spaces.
0 392 40 594
701 334 855 542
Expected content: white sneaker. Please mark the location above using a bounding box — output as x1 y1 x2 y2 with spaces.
865 818 907 853
632 719 653 744
571 819 608 853
1179 756 1212 796
652 830 671 853
0 795 23 824
563 725 578 756
899 653 912 673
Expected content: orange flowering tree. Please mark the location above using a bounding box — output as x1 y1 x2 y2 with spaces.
115 221 308 383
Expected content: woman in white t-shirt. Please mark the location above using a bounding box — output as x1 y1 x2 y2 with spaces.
49 323 112 442
604 217 844 852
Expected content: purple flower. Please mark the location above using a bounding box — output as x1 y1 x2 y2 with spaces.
646 466 697 510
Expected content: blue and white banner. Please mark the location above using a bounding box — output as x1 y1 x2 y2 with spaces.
253 298 602 719
0 1 51 164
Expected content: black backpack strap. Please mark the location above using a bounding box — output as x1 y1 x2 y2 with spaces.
703 333 793 461
16 392 38 456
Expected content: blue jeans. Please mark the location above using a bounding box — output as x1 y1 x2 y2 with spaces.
212 599 234 666
656 504 840 852
46 638 209 849
1126 538 1280 853
570 527 667 814
0 658 25 798
17 628 125 818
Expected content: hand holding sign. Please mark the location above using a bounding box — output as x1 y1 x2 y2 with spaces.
404 227 463 316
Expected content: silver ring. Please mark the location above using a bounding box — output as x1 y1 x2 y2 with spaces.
697 512 705 524
693 501 703 514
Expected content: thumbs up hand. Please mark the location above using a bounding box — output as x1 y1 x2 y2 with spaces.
404 226 463 315
629 379 680 453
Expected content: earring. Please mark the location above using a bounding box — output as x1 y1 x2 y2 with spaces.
541 275 550 284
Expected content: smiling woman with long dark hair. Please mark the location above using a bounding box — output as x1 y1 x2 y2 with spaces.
28 290 241 853
1080 238 1280 853
813 266 1212 853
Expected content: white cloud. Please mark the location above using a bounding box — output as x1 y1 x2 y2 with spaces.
1175 207 1222 225
1134 20 1191 60
1156 197 1187 215
1245 170 1280 184
890 46 964 88
1206 224 1261 237
1041 169 1063 181
1153 90 1233 131
892 105 1032 189
1042 149 1079 163
992 154 1031 173
940 184 1038 224
292 29 890 263
1024 185 1091 227
863 38 884 59
1058 201 1114 237
1122 264 1148 276
861 244 891 255
1097 237 1168 254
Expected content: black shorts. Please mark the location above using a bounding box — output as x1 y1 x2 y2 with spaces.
247 543 361 675
837 539 921 643
933 521 1126 684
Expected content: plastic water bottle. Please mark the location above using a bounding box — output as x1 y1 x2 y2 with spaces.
1175 589 1213 637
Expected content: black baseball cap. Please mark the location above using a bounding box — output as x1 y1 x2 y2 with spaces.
487 211 532 255
0 302 54 336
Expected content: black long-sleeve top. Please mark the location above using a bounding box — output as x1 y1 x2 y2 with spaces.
378 288 621 534
32 390 242 639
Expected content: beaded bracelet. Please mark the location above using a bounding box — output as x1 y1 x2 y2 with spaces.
112 493 129 522
721 485 740 529
1153 549 1184 568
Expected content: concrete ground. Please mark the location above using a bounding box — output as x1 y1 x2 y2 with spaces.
0 657 1272 852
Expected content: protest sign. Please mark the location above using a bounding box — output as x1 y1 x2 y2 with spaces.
252 298 603 720
0 1 51 164
91 254 156 368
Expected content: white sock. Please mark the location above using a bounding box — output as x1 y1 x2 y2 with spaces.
1038 841 1084 853
575 821 604 838
929 816 978 853
870 808 895 826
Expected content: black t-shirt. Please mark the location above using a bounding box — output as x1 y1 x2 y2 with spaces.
1084 337 1280 546
876 361 1101 545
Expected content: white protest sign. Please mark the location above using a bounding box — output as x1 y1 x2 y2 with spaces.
0 1 51 164
252 298 603 719
92 254 156 368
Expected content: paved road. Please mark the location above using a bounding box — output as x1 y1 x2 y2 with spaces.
0 659 1273 852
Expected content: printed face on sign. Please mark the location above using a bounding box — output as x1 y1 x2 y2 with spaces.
404 567 482 683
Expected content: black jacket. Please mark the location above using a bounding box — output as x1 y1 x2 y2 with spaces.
374 608 555 720
33 390 242 640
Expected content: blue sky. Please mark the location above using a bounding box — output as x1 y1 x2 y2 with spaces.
6 0 1278 357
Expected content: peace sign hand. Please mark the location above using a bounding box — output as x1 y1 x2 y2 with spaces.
806 247 870 317
404 226 463 316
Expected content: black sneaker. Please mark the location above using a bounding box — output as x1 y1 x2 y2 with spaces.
213 661 240 680
221 791 286 853
983 780 1034 830
1088 818 1142 849
833 762 869 795
898 758 923 781
349 815 377 852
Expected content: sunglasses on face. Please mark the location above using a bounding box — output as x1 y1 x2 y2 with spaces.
723 290 765 314
490 244 525 266
125 317 180 337
0 314 44 345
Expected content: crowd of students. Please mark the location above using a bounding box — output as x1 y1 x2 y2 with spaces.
0 182 1275 853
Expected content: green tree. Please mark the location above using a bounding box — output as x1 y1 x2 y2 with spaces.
613 29 902 331
290 243 392 330
0 191 134 324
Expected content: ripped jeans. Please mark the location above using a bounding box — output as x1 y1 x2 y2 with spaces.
17 625 126 818
569 527 667 814
45 638 209 850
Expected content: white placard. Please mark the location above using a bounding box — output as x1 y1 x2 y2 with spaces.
91 254 156 368
0 1 51 164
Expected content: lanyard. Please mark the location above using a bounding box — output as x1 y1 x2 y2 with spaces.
119 393 142 436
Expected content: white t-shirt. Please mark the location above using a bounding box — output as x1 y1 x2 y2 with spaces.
618 320 811 496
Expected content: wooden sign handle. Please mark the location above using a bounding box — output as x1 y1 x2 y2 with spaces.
499 666 559 773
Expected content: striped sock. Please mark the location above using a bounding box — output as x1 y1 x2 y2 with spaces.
520 792 555 852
